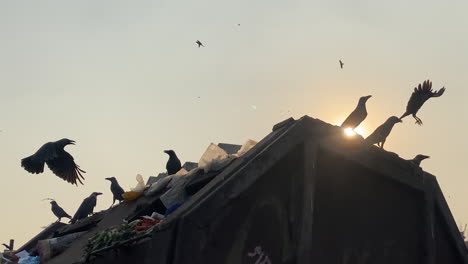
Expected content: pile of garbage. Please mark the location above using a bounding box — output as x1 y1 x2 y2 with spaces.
82 215 163 263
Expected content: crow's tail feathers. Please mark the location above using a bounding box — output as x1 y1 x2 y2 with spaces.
21 156 45 174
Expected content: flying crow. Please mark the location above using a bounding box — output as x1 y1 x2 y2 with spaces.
400 80 445 125
21 138 85 185
196 40 205 48
339 60 344 69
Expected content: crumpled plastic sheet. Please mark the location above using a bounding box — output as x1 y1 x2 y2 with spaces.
18 256 40 264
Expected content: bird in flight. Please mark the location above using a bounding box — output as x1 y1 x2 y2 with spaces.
364 116 402 149
339 60 344 69
196 40 205 48
21 138 85 185
400 80 445 125
341 95 372 132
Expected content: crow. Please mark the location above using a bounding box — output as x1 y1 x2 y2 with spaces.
410 154 430 166
70 192 102 224
341 95 372 131
21 138 85 185
400 80 445 125
364 116 402 149
339 60 344 69
105 177 125 207
50 200 71 222
196 40 205 48
164 150 182 175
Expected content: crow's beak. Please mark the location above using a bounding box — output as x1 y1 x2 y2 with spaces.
422 155 430 160
96 192 103 196
365 95 372 99
105 177 111 181
398 119 403 123
70 140 76 145
164 150 169 154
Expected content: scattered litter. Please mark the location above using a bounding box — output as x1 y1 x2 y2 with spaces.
150 212 165 220
233 139 257 158
18 256 40 264
198 143 228 168
122 174 147 201
251 105 257 110
134 216 162 231
131 174 147 192
37 232 86 261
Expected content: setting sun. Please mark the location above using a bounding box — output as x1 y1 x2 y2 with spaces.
344 126 365 137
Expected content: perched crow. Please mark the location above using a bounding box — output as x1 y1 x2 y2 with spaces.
410 154 430 166
50 200 71 222
105 177 125 207
70 192 102 224
164 150 182 175
196 40 205 48
400 80 445 125
364 116 402 149
341 95 372 131
21 138 85 185
339 60 344 69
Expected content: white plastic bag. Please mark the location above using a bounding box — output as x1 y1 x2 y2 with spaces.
198 143 228 168
233 139 258 157
131 174 146 192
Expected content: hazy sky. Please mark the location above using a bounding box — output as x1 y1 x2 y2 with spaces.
1 0 467 246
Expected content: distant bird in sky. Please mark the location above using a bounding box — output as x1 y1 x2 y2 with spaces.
196 40 205 48
410 154 430 166
400 80 445 125
50 200 71 222
164 150 182 175
21 138 85 185
105 177 125 207
339 60 344 69
341 95 372 131
238 24 240 26
364 116 402 149
70 192 102 224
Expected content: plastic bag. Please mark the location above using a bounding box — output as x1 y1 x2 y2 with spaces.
37 232 86 261
122 191 142 201
18 256 40 264
131 174 146 192
233 139 257 157
204 156 235 173
146 176 173 196
198 143 228 168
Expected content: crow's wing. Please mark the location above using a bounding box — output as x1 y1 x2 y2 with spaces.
21 142 58 174
46 150 85 185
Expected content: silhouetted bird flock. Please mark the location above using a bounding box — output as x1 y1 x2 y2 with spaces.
19 136 185 224
16 77 444 225
341 79 446 166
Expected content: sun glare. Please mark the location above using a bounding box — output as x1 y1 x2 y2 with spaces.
344 128 356 136
344 126 365 137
